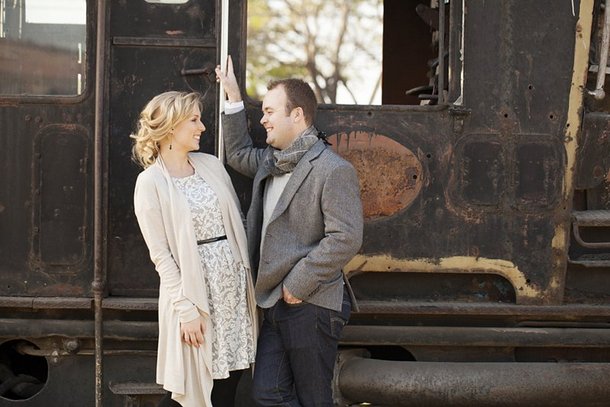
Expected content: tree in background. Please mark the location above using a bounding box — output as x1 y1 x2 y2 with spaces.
247 0 383 105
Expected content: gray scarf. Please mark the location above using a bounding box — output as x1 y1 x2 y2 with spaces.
264 126 327 176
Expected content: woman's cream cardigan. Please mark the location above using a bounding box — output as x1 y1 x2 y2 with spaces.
134 152 257 407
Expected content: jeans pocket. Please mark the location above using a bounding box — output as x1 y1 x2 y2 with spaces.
330 316 347 339
284 299 307 308
340 291 352 321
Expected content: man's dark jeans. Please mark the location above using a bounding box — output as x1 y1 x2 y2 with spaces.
252 288 351 407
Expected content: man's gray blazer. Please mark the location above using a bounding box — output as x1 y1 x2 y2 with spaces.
222 110 363 312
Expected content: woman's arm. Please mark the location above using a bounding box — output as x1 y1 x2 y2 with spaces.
133 173 200 324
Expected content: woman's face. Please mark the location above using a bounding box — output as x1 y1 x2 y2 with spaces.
171 105 206 153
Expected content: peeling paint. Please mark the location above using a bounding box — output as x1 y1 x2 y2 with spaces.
551 225 566 250
550 0 594 281
561 0 594 205
344 254 539 303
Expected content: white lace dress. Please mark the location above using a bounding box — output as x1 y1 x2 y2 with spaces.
173 172 255 379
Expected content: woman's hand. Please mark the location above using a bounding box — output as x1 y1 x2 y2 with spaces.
180 316 206 348
215 55 242 103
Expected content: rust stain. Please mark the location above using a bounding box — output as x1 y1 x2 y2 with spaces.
30 283 85 297
329 131 423 219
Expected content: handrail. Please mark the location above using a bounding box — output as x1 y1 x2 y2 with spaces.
438 0 446 104
217 0 229 161
572 210 610 249
93 1 108 407
589 1 610 99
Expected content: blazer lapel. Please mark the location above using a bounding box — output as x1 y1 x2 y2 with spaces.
249 160 272 248
253 162 272 205
267 140 326 224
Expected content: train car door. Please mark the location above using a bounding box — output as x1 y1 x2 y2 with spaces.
0 0 93 297
107 0 220 297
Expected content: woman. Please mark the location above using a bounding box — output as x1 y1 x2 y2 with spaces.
131 91 257 407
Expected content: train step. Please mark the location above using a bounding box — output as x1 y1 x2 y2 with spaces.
109 381 165 395
108 382 166 395
571 210 610 249
569 253 610 268
109 381 165 406
108 382 166 407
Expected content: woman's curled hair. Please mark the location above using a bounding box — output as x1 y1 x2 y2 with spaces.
130 91 202 168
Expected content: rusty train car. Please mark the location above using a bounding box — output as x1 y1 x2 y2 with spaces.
1 0 610 406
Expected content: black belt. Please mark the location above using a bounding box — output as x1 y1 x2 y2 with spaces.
197 235 227 245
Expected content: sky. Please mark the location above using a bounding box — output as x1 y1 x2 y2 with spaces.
25 0 86 25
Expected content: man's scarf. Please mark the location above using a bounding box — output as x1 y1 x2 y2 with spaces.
263 126 328 176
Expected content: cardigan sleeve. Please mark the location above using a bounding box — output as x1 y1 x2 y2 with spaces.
134 173 200 323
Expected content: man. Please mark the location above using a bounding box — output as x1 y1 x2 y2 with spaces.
215 56 363 407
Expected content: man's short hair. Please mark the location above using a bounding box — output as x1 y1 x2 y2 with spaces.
268 79 317 126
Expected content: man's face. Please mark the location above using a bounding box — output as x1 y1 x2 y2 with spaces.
260 85 299 150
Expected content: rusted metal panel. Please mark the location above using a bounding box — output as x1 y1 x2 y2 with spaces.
341 325 610 348
455 137 505 207
0 319 157 340
352 300 610 319
0 296 92 309
109 0 216 39
0 107 30 296
328 131 423 219
349 272 516 304
514 139 563 208
31 124 89 270
577 112 610 189
0 106 94 298
464 2 575 134
304 2 585 308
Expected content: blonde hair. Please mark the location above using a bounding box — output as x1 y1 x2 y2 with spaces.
130 91 203 168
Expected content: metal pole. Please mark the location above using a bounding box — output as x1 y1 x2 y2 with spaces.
438 0 446 104
589 0 610 99
341 325 610 347
217 0 229 161
338 357 610 406
93 1 107 406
